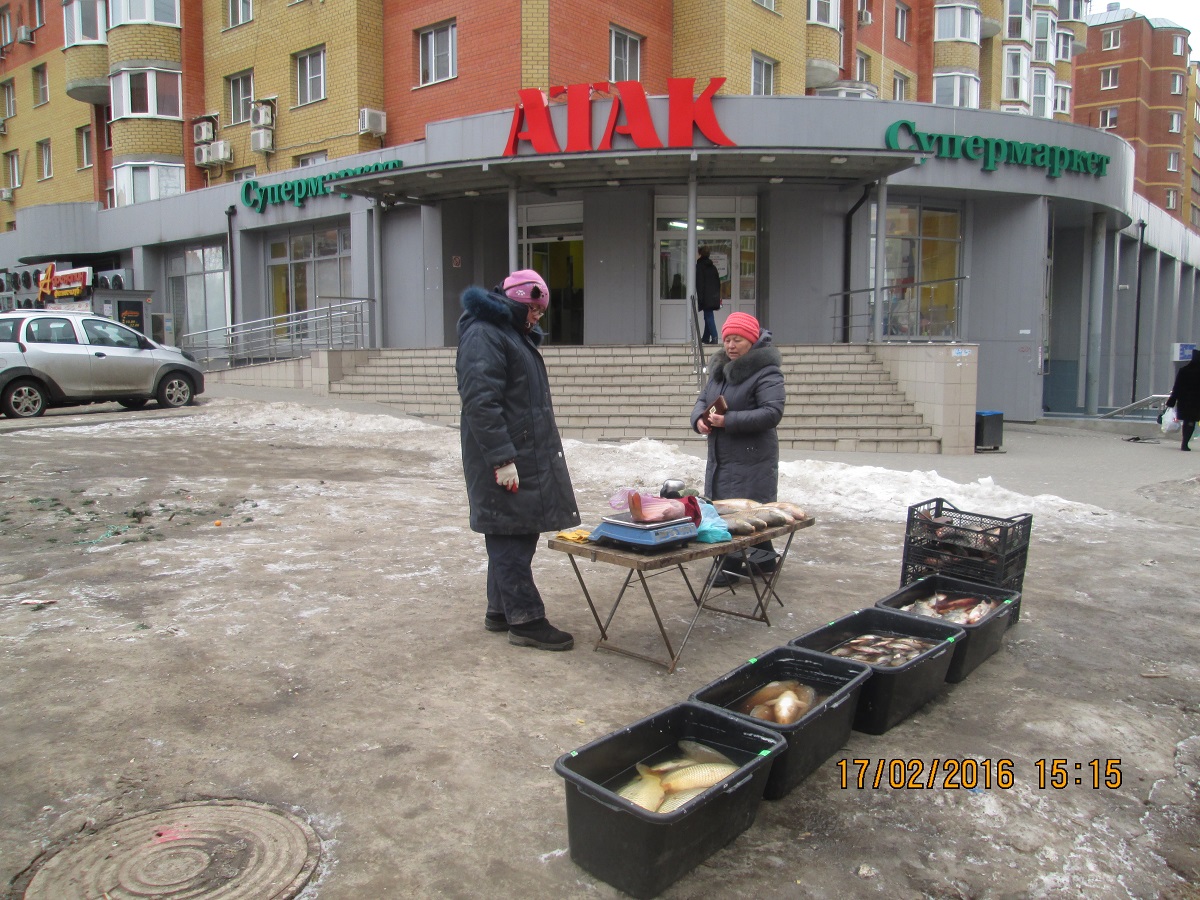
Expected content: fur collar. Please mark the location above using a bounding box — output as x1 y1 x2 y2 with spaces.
459 285 544 345
708 333 781 385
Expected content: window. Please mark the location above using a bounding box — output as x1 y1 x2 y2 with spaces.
1195 136 1200 158
167 243 229 343
5 150 19 188
1098 106 1118 129
1173 35 1185 55
935 4 980 42
228 71 253 124
933 73 979 108
1056 31 1072 62
808 0 836 27
63 0 105 45
109 0 178 27
103 105 112 148
893 73 908 100
856 52 869 82
871 202 964 339
111 69 181 119
1007 0 1031 41
297 151 326 167
32 65 49 106
37 140 51 180
752 54 775 95
34 0 43 26
1 80 13 119
753 0 775 9
1193 170 1200 193
895 2 909 40
1167 151 1179 172
112 162 183 206
1034 11 1056 63
610 26 640 82
1004 47 1031 102
419 20 456 86
228 0 250 27
296 47 325 105
1100 66 1118 89
1057 0 1085 20
231 166 255 181
0 7 11 45
1169 112 1182 133
1165 188 1177 210
1192 204 1200 229
266 226 353 322
1053 83 1071 115
1102 28 1119 50
1171 73 1184 95
1032 70 1053 118
76 125 92 169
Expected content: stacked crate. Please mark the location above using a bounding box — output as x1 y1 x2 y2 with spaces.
900 498 1032 592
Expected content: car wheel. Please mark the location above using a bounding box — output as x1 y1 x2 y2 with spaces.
2 379 48 418
156 373 194 409
117 398 149 410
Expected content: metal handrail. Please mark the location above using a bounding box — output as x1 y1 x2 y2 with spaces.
689 295 707 392
180 296 374 370
1098 395 1169 419
828 275 969 342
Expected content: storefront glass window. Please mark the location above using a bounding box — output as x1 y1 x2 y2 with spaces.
871 202 962 339
167 243 226 346
268 225 353 324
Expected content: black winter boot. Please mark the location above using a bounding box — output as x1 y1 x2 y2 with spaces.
484 613 509 632
508 618 574 651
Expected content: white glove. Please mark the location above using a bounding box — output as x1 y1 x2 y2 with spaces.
495 461 519 493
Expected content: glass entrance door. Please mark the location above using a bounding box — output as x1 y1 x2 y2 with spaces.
525 239 583 344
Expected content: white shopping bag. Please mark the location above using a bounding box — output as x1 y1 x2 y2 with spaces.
1161 406 1182 434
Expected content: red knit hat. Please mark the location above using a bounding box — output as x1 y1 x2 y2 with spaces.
722 311 761 344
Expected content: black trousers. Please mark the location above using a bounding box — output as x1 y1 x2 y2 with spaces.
1182 420 1196 449
484 533 544 626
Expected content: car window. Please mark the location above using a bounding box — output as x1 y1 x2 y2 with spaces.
0 319 18 341
27 318 80 344
83 318 142 349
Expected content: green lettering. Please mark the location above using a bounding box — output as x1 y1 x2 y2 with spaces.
1032 144 1051 168
933 133 961 158
1094 154 1110 176
306 176 326 198
959 135 983 160
292 180 307 206
983 138 1008 172
1008 141 1034 166
280 182 293 202
1068 149 1088 174
912 129 937 154
240 180 259 211
1047 146 1069 178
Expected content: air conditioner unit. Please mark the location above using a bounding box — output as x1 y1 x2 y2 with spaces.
194 144 212 167
208 140 232 164
193 120 214 143
250 103 274 128
95 268 131 290
16 25 33 44
250 127 273 153
858 9 873 25
358 107 387 137
0 187 13 202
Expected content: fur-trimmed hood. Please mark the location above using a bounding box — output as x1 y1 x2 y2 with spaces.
707 330 782 385
458 285 545 346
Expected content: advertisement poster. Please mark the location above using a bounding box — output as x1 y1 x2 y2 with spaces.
117 299 146 334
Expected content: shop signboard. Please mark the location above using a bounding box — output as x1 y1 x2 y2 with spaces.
117 299 147 334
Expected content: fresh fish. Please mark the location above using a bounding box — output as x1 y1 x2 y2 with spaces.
742 516 768 530
737 679 802 713
645 756 697 775
656 787 707 814
749 704 774 721
765 501 807 519
661 762 738 793
618 763 664 811
828 632 937 666
746 506 791 527
713 498 759 512
675 740 735 766
720 515 757 536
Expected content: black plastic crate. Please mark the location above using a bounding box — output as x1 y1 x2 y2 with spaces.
553 701 786 899
873 575 1021 683
902 498 1033 593
688 646 872 800
901 544 1029 594
788 608 964 735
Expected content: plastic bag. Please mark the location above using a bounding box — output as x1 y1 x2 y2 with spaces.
695 501 732 544
1161 406 1181 434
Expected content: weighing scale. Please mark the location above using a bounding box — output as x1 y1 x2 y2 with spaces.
588 512 698 552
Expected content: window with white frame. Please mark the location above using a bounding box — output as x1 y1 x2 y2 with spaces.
1098 106 1118 129
1100 66 1118 89
896 2 909 40
1171 73 1183 95
1193 171 1200 192
231 166 255 181
297 151 327 167
63 0 106 45
935 4 980 42
37 140 51 180
1056 31 1072 61
110 0 178 26
111 69 181 119
5 150 19 188
296 47 325 105
0 7 12 45
1173 34 1184 55
1032 70 1053 118
1007 0 1031 41
228 0 250 27
1166 188 1177 210
419 20 456 86
1167 151 1179 172
1004 47 1031 102
933 72 979 108
893 72 908 100
752 53 775 95
610 26 640 82
753 0 775 9
1053 83 1071 114
1057 0 1085 20
103 105 112 148
1101 28 1119 50
34 0 43 26
1195 136 1200 157
1 80 13 119
112 162 183 206
1192 204 1200 228
808 0 837 27
1196 101 1200 123
77 125 91 169
228 71 252 124
32 65 49 106
856 52 869 82
1033 11 1056 62
1169 111 1182 133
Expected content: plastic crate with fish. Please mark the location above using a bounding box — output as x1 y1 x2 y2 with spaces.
788 608 965 736
874 574 1021 683
688 646 872 800
902 498 1033 594
553 701 785 899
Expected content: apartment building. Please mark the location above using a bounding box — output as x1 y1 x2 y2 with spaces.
0 0 1196 423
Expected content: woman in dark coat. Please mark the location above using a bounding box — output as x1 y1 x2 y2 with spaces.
1166 353 1200 451
695 247 722 345
456 269 580 650
691 312 785 581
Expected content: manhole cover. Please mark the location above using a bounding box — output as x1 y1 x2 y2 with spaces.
24 799 320 899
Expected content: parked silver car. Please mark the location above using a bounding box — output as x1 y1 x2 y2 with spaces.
0 310 205 418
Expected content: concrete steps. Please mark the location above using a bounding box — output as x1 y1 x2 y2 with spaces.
327 344 941 452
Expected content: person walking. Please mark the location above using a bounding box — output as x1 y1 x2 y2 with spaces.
456 269 581 650
695 246 722 345
691 312 786 583
1166 352 1200 451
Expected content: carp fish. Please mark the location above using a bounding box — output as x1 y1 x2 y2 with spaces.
611 740 739 815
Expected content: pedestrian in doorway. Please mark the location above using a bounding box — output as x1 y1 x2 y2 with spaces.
456 269 581 650
1166 352 1200 451
696 246 722 345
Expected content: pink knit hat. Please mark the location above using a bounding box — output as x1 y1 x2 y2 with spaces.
502 269 550 309
722 311 761 344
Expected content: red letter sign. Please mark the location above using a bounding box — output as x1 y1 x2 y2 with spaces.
598 81 664 151
504 88 562 155
668 77 735 148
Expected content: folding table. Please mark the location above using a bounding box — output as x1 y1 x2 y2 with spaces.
546 516 814 673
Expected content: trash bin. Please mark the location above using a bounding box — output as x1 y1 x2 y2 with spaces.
975 410 1003 451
